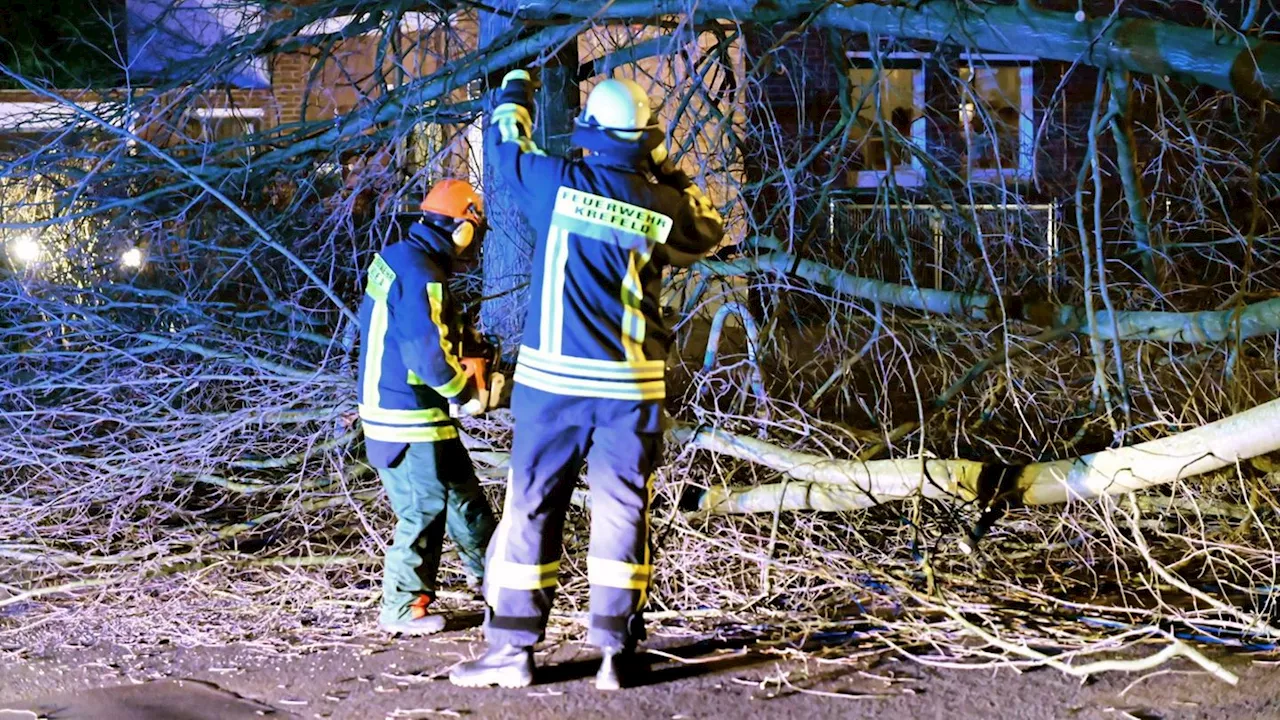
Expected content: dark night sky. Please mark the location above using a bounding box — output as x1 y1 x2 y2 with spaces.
0 0 127 88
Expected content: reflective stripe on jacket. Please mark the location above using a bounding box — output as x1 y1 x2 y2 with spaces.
356 222 468 466
488 78 725 431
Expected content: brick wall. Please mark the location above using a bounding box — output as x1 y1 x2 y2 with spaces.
736 16 1262 299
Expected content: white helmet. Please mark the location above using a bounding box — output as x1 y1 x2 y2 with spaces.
579 78 654 141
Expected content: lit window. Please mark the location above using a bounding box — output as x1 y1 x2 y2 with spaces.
0 101 103 158
957 60 1034 179
401 120 446 185
1 101 115 271
846 54 925 188
394 110 483 211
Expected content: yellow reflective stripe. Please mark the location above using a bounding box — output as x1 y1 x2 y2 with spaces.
552 187 673 244
362 255 398 409
427 282 467 395
519 345 665 380
362 423 458 443
489 558 561 591
493 103 532 138
406 370 426 386
436 371 467 398
513 364 666 400
485 472 517 608
621 249 650 362
539 227 569 354
587 557 652 591
493 103 545 155
640 474 653 609
363 299 389 409
357 404 449 425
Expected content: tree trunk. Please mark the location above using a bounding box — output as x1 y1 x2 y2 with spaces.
527 1 1280 101
699 239 1280 345
478 11 579 354
686 396 1280 514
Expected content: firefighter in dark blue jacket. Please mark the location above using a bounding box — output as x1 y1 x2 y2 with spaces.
357 179 497 636
450 72 724 690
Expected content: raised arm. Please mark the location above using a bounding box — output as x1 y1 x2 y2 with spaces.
649 145 725 268
485 69 567 203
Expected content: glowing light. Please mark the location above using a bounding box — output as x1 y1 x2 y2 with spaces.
8 235 42 265
121 247 145 269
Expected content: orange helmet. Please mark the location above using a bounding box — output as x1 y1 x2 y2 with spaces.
420 179 483 226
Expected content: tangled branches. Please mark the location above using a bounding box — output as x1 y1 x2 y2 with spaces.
2 0 1280 683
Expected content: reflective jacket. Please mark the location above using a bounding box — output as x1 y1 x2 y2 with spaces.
356 221 470 467
488 77 725 432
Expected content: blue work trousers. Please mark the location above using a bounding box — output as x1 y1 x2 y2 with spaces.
483 424 662 649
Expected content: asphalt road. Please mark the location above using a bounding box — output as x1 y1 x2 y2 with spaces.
4 626 1280 720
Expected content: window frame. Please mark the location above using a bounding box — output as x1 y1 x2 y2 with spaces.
189 106 264 132
844 51 927 189
184 105 264 159
955 53 1036 182
0 99 127 156
297 11 444 37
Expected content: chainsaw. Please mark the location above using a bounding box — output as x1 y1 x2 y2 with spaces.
451 332 507 417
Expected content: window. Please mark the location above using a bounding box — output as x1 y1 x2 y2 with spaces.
401 120 447 188
0 102 70 131
1 101 112 275
181 107 263 160
0 102 87 154
846 53 925 188
957 58 1034 180
392 118 484 211
0 101 116 161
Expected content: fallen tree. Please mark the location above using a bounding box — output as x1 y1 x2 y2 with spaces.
686 396 1280 514
697 239 1280 344
4 0 1280 685
525 0 1280 101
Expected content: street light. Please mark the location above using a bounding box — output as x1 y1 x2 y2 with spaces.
8 234 42 266
121 247 145 269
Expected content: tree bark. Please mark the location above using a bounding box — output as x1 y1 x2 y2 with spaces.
526 1 1280 101
688 395 1280 514
1108 70 1158 287
698 240 1280 345
478 7 580 353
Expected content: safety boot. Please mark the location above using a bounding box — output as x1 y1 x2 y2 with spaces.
379 595 447 636
449 644 535 688
595 647 638 691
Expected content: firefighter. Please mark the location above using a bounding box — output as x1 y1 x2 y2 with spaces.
449 71 724 689
357 179 498 635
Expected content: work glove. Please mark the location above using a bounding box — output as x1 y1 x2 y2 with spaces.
493 69 536 142
650 142 669 167
649 143 693 190
450 381 489 419
451 392 488 419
